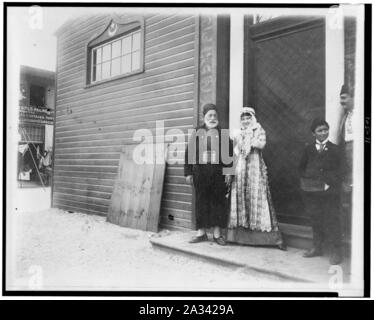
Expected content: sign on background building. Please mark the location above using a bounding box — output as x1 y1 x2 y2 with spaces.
19 105 54 125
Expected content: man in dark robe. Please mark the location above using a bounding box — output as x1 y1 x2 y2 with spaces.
184 103 233 245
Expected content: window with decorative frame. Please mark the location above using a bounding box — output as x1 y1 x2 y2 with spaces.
87 18 144 85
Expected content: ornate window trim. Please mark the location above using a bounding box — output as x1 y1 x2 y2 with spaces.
85 15 145 87
253 14 284 25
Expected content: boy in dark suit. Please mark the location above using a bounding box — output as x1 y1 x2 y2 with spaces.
299 119 343 265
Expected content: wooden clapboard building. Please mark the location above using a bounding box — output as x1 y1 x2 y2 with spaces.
53 13 199 230
53 11 356 247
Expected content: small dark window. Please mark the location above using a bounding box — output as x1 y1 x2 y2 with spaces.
29 84 45 107
19 125 45 143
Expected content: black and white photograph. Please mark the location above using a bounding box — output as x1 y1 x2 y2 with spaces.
3 1 368 298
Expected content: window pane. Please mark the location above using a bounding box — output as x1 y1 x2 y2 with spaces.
102 61 111 79
96 47 102 63
132 32 141 51
96 63 102 81
112 40 121 58
93 49 97 66
102 44 111 62
92 65 96 82
122 36 132 54
112 58 121 77
121 55 131 74
131 51 140 71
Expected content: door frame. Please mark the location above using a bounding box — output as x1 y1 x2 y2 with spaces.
243 16 326 226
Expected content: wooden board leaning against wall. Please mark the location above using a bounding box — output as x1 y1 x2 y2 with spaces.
107 143 167 232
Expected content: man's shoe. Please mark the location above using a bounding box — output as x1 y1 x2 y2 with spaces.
189 234 208 243
213 236 226 246
329 250 343 265
303 247 322 258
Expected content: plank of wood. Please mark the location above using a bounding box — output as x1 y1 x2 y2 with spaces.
53 202 107 216
56 108 193 136
54 180 114 193
53 197 108 213
53 175 115 186
57 75 194 110
54 192 110 207
160 207 191 220
159 215 192 229
56 92 194 122
146 144 167 231
107 143 167 232
53 170 116 179
54 186 112 200
58 66 194 100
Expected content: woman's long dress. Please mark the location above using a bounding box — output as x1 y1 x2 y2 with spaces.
227 123 283 246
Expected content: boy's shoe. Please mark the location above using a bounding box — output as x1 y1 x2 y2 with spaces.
213 236 227 246
303 247 322 258
189 234 208 243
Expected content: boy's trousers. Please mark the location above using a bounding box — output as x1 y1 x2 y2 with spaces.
303 190 342 250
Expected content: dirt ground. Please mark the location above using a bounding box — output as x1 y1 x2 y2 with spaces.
7 206 290 292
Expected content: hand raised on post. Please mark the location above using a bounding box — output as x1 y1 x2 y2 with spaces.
186 175 193 185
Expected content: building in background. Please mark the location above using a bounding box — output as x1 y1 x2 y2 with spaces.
18 65 55 185
52 11 357 249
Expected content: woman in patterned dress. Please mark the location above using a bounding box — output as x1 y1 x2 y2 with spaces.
228 107 286 250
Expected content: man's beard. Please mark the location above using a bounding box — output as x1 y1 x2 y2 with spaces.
206 120 218 129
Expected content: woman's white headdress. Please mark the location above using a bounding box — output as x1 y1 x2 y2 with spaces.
240 107 256 116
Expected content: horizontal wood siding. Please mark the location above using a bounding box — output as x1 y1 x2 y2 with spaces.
53 13 197 231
